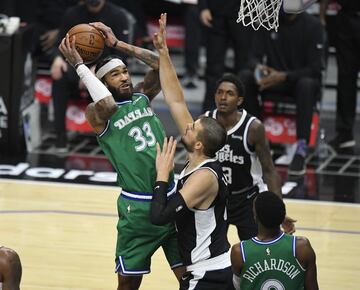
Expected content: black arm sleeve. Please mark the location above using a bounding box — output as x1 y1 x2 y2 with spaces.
150 181 187 226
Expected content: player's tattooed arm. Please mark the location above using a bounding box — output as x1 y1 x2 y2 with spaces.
85 97 117 134
89 22 159 69
122 43 159 70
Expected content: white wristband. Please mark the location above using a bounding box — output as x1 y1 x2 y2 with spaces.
76 64 111 103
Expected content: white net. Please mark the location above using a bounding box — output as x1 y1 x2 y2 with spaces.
237 0 283 31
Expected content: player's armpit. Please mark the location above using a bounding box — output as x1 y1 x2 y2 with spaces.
136 69 161 101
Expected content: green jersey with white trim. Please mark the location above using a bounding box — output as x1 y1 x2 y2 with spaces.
240 233 305 290
97 93 174 193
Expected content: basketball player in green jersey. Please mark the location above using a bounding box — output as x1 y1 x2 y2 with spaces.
59 23 184 290
231 191 319 290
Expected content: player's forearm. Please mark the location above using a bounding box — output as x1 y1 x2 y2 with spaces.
150 181 187 225
158 48 185 104
115 41 159 69
263 171 282 198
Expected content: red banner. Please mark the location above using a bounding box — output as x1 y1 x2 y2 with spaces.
263 113 319 147
34 75 52 104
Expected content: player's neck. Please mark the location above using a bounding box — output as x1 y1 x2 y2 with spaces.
256 227 282 241
186 152 210 172
216 110 241 131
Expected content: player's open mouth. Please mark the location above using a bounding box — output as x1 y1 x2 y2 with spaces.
120 84 130 89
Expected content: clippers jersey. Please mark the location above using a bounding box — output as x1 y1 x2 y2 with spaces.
176 159 230 266
205 109 266 194
240 233 306 290
97 93 174 193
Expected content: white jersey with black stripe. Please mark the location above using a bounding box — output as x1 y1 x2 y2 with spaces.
205 109 266 194
175 159 230 266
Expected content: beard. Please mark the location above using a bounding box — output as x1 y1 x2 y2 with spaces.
181 136 195 153
107 84 133 102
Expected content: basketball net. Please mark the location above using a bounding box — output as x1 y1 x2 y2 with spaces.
237 0 283 31
237 0 317 31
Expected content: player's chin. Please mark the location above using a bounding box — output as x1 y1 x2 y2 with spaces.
118 87 132 96
216 106 228 113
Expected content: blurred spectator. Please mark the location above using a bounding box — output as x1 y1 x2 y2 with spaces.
199 0 254 111
181 0 202 89
0 246 22 290
50 0 133 151
320 0 360 152
239 12 325 176
34 0 78 66
110 0 151 47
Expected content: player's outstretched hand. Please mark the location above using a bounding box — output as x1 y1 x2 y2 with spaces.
89 22 118 48
282 215 297 235
156 136 177 182
59 34 83 67
153 13 168 52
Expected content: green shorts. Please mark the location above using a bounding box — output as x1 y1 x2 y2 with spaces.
115 192 182 275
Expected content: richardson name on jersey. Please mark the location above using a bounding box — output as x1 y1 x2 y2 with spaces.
216 144 244 164
243 258 301 283
0 162 117 183
114 107 153 130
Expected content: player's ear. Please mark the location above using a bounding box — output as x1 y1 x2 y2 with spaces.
103 81 108 88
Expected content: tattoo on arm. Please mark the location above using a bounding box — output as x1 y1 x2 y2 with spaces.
124 45 159 70
85 97 117 133
95 97 118 120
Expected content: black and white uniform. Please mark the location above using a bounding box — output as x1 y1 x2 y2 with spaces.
176 159 233 290
205 109 267 240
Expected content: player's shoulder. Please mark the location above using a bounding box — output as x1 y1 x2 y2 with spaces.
0 246 20 265
231 242 244 269
295 236 315 260
231 242 242 257
132 92 150 103
249 117 263 130
248 115 265 142
295 235 311 248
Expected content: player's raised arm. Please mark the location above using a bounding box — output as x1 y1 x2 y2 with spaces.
58 34 117 133
153 13 193 135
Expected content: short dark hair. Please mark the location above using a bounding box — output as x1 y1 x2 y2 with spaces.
255 191 286 229
197 117 227 158
215 73 245 98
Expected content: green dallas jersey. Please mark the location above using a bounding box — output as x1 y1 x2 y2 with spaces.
97 93 174 193
240 233 305 290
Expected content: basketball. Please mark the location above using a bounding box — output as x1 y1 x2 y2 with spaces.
67 23 105 64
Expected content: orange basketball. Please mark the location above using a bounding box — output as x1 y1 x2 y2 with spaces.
67 24 105 64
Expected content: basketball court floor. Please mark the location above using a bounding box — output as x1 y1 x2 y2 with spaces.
1 50 360 289
1 178 360 289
